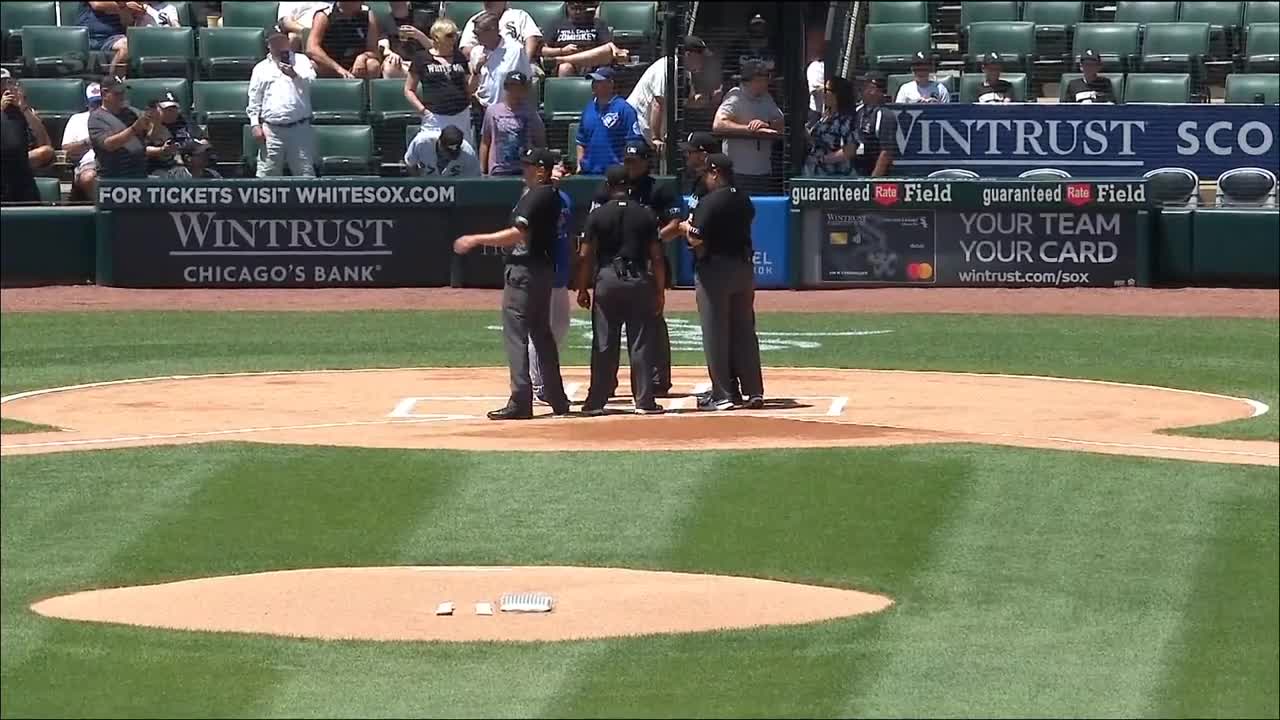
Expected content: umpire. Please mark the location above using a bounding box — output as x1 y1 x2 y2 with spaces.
575 165 667 416
454 147 571 420
678 154 764 411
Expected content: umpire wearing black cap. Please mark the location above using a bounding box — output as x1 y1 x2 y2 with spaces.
854 72 898 177
576 165 667 415
677 154 764 411
454 147 571 420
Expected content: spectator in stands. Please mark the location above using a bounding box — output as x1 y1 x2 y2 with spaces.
460 1 542 63
712 59 783 195
79 2 136 78
134 0 182 26
404 124 481 176
629 35 720 153
1064 49 1116 104
404 17 475 145
145 91 208 178
726 14 777 80
308 1 382 79
542 1 628 78
1 71 47 202
853 72 897 177
278 1 331 51
180 142 221 179
806 29 825 125
895 51 949 103
87 75 151 179
480 70 545 175
248 30 317 177
975 52 1014 103
379 1 434 78
804 76 856 177
576 66 641 175
470 12 533 112
61 82 103 200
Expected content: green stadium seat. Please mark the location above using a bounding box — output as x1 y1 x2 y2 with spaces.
311 78 366 123
1073 23 1142 71
1245 0 1280 23
1179 2 1244 32
1143 167 1200 206
1019 167 1071 179
1216 166 1277 206
542 76 593 120
368 78 418 122
958 72 1029 101
199 26 264 80
1115 1 1179 28
125 77 190 112
367 1 393 29
126 26 194 77
1 0 56 58
221 1 280 31
1139 22 1210 76
19 78 85 123
1023 1 1084 33
1245 22 1280 70
443 1 485 27
596 1 656 43
1058 72 1127 101
1225 71 1280 102
869 1 928 24
21 25 90 77
960 2 1021 35
566 120 578 158
193 80 248 123
964 21 1036 71
513 1 566 36
928 168 980 179
56 1 78 24
34 176 61 203
1124 72 1192 101
864 23 933 72
240 122 258 173
314 124 376 176
888 72 959 101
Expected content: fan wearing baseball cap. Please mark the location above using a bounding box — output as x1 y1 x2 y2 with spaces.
975 52 1014 103
1064 49 1116 103
60 82 103 199
853 72 898 177
479 70 546 175
895 51 949 103
576 66 642 175
712 59 784 196
404 124 481 176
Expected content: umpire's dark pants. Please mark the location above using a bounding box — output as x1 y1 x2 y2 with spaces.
694 255 764 404
502 262 569 411
584 262 659 411
651 255 672 392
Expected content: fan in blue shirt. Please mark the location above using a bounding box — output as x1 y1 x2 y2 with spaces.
554 188 572 289
575 67 642 175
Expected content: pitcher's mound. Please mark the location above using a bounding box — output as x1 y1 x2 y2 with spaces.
30 566 894 643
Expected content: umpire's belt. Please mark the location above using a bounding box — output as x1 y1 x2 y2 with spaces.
504 255 553 268
609 257 647 279
264 116 312 128
696 249 753 266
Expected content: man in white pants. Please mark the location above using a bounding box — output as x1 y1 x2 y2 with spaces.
530 181 573 404
247 30 317 177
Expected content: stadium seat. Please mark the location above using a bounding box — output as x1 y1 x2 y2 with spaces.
125 77 191 112
1115 1 1179 28
1024 0 1085 61
314 125 376 176
311 78 366 123
1019 168 1071 179
1124 72 1192 101
1245 22 1280 70
542 76 593 120
960 2 1022 35
199 27 264 80
1072 23 1142 71
21 25 90 77
34 176 61 203
368 78 418 123
1058 72 1127 100
126 26 194 77
1139 22 1210 77
965 21 1036 71
565 120 579 158
1245 0 1280 24
958 72 1029 101
869 1 928 24
1225 71 1280 102
514 2 566 35
19 78 85 124
928 168 981 178
367 1 393 29
220 1 280 31
1 0 56 59
56 0 78 24
888 72 959 101
443 1 485 27
596 2 656 43
864 23 933 72
1179 2 1244 33
1216 167 1277 206
240 122 258 173
1143 167 1200 206
193 80 249 123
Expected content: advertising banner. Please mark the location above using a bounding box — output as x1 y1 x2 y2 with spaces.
675 195 791 289
885 103 1280 179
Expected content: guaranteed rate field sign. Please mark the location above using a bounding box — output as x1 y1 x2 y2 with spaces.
792 179 1151 288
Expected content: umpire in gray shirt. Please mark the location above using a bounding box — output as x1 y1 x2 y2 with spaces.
454 147 571 420
678 154 764 411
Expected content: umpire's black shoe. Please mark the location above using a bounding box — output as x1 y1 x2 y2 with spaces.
744 396 765 410
696 395 736 412
487 405 533 421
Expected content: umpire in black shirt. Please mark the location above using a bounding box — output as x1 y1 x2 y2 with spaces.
678 154 764 411
454 147 572 420
576 165 667 415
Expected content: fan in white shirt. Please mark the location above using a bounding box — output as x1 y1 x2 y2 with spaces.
278 1 331 48
628 36 717 150
469 13 532 109
895 52 950 104
460 1 542 61
133 1 182 26
61 83 103 199
247 32 318 177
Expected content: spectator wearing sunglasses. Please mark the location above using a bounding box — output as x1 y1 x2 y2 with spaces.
804 76 856 177
405 17 476 146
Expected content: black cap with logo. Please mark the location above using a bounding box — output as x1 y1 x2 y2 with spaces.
981 51 1003 66
605 164 630 187
680 131 719 154
705 153 734 174
624 140 650 159
521 146 556 170
1080 48 1102 63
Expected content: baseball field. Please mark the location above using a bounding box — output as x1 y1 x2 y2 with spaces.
1 286 1277 718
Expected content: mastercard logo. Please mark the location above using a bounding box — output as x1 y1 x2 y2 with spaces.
906 262 934 281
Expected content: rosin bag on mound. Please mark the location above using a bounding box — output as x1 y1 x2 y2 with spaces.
499 592 555 613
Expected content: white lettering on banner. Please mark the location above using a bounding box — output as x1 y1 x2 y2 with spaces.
791 184 872 205
979 185 1063 207
1176 120 1276 156
181 264 381 284
486 318 894 352
292 185 455 205
168 213 394 251
897 111 1145 157
959 239 1119 264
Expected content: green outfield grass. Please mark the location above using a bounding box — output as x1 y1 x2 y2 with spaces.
1 310 1277 718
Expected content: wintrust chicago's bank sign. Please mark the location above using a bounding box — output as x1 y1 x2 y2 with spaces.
889 104 1279 178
